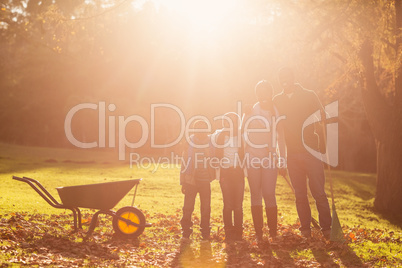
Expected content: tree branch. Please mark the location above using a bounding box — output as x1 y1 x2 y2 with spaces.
359 40 393 141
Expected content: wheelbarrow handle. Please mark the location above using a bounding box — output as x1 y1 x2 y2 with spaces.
12 176 82 230
24 176 61 205
12 176 61 207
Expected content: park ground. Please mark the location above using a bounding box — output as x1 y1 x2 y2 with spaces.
0 143 401 267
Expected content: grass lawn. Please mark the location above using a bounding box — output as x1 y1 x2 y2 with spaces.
0 143 401 267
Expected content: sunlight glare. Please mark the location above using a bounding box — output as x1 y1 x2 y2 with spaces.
157 0 238 31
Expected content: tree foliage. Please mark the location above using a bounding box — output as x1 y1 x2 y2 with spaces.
0 0 397 179
288 0 401 216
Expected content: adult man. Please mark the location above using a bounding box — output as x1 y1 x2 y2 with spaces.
273 67 331 239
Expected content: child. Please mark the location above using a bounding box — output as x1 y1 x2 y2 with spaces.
180 119 216 242
211 112 245 243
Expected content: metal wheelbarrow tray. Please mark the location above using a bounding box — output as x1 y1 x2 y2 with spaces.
12 176 152 238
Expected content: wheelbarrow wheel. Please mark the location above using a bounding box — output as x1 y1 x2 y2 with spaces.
113 206 145 238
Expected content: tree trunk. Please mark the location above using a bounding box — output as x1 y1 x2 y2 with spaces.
360 46 402 217
358 0 402 219
360 56 402 217
374 126 402 217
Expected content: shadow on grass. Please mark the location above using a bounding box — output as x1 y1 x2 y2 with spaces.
273 246 296 267
374 208 402 229
227 242 262 266
311 243 364 267
331 171 376 201
0 158 114 175
227 239 365 268
331 171 402 227
0 157 39 175
311 247 339 267
170 240 220 268
27 233 121 260
336 244 365 267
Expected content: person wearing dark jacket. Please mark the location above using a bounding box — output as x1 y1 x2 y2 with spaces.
180 119 216 242
273 67 331 239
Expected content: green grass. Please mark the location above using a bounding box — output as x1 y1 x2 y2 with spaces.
0 143 401 267
0 143 396 230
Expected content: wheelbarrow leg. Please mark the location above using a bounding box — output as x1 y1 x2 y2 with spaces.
66 207 84 232
75 208 83 229
69 208 78 231
86 210 102 237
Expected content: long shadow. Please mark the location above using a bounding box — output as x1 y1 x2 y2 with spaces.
0 156 39 175
169 242 194 267
326 170 402 227
29 233 121 260
337 244 365 267
267 229 365 268
0 148 123 175
272 245 297 267
170 240 267 267
311 247 340 267
324 242 365 267
169 241 217 267
372 208 402 229
227 242 262 267
328 171 376 201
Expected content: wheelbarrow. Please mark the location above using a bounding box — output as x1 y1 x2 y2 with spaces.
12 176 151 238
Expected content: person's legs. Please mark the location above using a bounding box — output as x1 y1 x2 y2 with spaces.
198 181 212 240
265 206 278 238
247 166 264 241
180 183 198 238
220 168 235 242
232 168 245 241
305 153 331 234
247 166 263 206
261 167 278 208
287 154 312 237
261 167 278 238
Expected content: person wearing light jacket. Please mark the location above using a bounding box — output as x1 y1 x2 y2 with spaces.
211 112 245 244
242 80 286 244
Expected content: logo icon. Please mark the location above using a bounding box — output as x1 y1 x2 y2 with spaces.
302 101 338 167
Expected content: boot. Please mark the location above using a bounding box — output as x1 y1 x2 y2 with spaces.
266 206 278 239
251 205 264 242
224 227 235 244
234 227 243 242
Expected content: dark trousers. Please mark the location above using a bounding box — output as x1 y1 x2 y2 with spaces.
219 168 245 235
287 152 332 234
180 181 211 239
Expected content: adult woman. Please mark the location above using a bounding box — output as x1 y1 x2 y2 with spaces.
242 80 286 243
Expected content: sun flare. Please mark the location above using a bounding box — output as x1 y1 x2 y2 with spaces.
156 0 238 31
